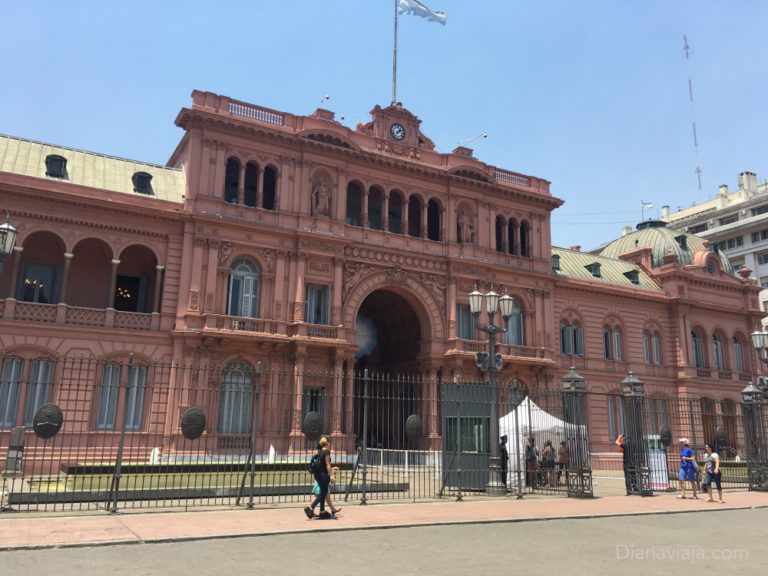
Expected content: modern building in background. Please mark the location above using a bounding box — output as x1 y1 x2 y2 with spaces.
0 91 762 461
661 171 768 326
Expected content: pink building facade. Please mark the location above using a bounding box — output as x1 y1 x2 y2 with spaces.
0 90 762 459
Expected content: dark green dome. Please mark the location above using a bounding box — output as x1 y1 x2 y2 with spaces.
598 220 732 271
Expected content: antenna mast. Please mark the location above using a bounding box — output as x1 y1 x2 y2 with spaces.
683 34 703 193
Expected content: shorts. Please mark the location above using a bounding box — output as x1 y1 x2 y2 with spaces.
703 471 722 491
678 468 695 482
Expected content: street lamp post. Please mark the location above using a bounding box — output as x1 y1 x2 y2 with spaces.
751 330 768 399
469 286 515 496
0 213 18 273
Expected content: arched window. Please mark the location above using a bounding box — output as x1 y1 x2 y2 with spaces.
224 157 240 203
603 326 612 360
504 299 524 345
733 336 744 372
700 397 717 447
712 334 725 370
613 328 623 360
346 182 363 226
604 325 622 360
652 332 662 365
388 190 403 233
262 165 277 210
520 220 530 257
217 362 254 434
508 219 517 255
691 330 705 368
407 196 422 237
244 162 259 207
495 216 505 253
227 259 260 318
642 331 651 363
573 322 584 356
368 186 384 230
427 199 441 241
560 320 583 356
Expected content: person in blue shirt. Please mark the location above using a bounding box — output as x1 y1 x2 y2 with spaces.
677 438 698 499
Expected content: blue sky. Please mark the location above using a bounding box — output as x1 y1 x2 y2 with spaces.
2 1 766 250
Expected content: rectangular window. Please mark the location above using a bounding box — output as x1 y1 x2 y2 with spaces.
689 223 708 234
652 334 662 365
0 358 23 428
734 339 744 372
444 416 490 454
97 363 121 430
752 232 760 243
305 284 330 325
504 313 524 346
456 304 477 340
613 330 623 360
758 254 768 266
762 229 768 241
607 396 624 441
124 364 147 430
23 359 52 427
753 205 768 216
719 215 738 226
603 328 612 360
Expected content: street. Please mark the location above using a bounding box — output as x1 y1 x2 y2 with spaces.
1 507 765 575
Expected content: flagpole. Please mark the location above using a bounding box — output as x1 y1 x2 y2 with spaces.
392 0 398 105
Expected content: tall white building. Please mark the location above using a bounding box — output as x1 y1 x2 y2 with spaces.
661 171 768 325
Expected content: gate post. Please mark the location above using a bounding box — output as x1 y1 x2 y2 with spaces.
620 372 651 496
741 383 768 491
561 367 592 498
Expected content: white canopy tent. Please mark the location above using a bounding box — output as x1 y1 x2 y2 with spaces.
498 397 587 488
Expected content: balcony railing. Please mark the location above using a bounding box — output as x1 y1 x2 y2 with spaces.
203 314 283 335
0 299 167 331
457 339 549 360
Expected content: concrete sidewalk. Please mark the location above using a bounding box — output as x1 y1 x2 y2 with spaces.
3 489 768 551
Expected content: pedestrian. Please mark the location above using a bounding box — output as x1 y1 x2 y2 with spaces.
304 436 339 519
499 435 509 489
677 438 698 500
702 443 725 503
556 440 569 486
541 440 556 487
616 433 633 494
525 436 539 491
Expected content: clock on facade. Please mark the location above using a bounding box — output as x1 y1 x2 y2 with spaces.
389 123 406 141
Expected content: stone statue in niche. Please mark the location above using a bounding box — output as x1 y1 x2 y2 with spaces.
312 179 331 216
458 210 475 243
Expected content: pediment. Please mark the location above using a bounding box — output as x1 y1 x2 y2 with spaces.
299 130 360 151
448 165 494 183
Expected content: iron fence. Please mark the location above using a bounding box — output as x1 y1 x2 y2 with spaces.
1 355 766 513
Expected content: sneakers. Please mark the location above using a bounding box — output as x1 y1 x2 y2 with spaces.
318 511 332 520
303 507 314 520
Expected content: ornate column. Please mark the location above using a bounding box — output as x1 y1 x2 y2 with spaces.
382 193 390 232
237 162 245 204
153 265 165 314
402 195 409 236
108 259 120 308
8 246 23 299
293 253 307 322
188 237 206 312
447 278 457 339
331 351 345 436
59 252 74 304
205 240 219 313
362 188 369 228
332 256 343 325
421 202 428 238
289 348 307 449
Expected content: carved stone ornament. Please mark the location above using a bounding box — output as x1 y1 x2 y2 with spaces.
405 414 423 442
32 403 64 439
302 411 323 442
180 407 207 440
218 241 234 265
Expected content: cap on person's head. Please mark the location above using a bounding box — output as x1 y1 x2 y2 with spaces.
679 437 690 445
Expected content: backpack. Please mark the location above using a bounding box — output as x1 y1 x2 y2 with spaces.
308 453 321 475
546 445 556 462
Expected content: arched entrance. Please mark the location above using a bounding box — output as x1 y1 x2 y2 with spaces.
354 289 421 373
353 288 425 450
